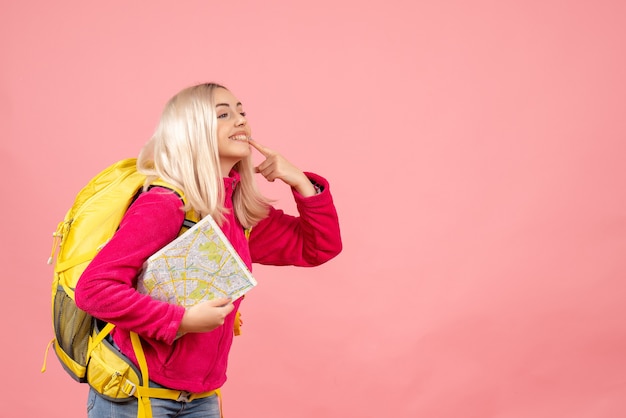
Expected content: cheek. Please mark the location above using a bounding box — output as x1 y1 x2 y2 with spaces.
216 137 228 155
216 124 227 139
216 126 229 144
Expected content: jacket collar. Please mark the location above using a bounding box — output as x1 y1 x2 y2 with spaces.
224 169 241 194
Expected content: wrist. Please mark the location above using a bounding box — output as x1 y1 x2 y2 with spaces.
178 308 192 335
294 180 317 197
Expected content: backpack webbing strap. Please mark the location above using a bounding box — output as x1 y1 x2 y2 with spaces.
88 322 115 357
182 219 197 229
40 338 55 373
233 311 242 336
55 250 99 275
129 332 222 418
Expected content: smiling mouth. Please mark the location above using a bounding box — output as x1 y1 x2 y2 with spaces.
229 134 249 141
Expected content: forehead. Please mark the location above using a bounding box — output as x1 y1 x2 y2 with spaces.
213 87 241 106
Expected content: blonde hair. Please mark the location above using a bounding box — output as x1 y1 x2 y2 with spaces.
137 82 270 228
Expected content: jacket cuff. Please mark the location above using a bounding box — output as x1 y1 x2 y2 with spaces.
292 172 333 207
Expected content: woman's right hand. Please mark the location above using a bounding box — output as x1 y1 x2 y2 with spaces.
178 298 234 335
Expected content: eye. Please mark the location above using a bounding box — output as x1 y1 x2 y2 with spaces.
217 113 228 119
240 112 247 117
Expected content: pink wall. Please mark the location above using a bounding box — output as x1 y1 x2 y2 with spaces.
2 1 625 417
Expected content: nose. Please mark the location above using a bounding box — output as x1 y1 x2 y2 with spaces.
235 113 247 126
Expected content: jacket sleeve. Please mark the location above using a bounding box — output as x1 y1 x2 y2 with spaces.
74 189 187 344
248 172 342 267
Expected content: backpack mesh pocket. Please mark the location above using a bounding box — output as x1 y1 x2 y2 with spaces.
53 284 92 367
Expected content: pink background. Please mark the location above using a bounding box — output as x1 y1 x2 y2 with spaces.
2 1 626 417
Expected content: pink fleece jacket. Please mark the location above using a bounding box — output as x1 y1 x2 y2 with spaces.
74 171 342 393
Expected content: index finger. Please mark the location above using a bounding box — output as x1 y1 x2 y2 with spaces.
248 139 273 157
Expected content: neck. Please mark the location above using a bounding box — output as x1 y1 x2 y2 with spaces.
220 159 238 178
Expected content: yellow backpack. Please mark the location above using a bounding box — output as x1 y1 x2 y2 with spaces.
41 158 223 418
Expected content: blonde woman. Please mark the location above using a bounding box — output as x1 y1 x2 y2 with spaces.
75 83 342 417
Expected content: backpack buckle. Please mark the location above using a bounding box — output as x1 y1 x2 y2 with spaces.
123 380 137 397
176 391 192 402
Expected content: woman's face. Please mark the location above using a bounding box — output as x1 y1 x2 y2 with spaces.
214 87 252 171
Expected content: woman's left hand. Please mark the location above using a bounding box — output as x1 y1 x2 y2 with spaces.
249 139 316 197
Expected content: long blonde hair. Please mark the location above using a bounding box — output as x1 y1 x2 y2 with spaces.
137 82 270 228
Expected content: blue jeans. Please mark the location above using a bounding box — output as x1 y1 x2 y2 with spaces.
86 387 221 418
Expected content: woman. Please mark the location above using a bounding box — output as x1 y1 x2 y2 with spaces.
75 82 342 417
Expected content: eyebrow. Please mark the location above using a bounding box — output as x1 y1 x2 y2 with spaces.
216 102 243 108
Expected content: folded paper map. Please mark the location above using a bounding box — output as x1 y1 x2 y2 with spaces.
137 215 256 308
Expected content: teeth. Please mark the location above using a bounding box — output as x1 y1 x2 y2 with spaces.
229 134 249 141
